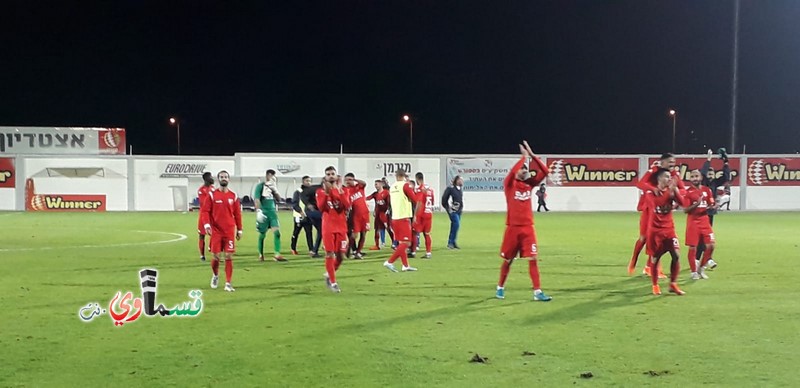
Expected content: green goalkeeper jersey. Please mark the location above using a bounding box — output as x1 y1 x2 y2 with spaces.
254 180 279 213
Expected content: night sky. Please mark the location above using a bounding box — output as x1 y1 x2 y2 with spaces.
2 1 799 156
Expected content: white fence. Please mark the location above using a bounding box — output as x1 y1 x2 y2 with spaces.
1 153 798 212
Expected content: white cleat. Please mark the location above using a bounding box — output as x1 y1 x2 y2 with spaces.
402 266 418 272
383 261 398 272
691 272 701 280
707 259 718 269
210 275 219 289
698 267 709 279
224 283 235 292
425 252 432 259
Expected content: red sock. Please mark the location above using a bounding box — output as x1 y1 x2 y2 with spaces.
528 259 541 290
374 231 380 247
410 236 417 253
700 245 714 267
687 247 697 272
325 257 337 283
424 234 432 253
670 257 680 283
388 248 400 264
631 239 645 266
357 235 365 253
399 247 409 267
198 238 206 256
650 258 659 286
211 258 219 276
224 259 233 283
498 260 512 287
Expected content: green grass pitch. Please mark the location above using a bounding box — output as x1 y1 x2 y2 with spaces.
1 210 798 387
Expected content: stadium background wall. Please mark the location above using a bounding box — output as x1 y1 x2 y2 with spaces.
1 153 798 212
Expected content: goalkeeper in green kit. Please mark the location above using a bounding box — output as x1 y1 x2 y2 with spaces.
254 169 287 262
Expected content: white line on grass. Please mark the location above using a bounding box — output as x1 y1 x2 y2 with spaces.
0 230 188 252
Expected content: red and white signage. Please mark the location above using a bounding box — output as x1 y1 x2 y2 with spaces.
547 157 639 186
647 156 741 185
747 157 800 186
0 127 126 155
25 178 107 212
0 157 14 188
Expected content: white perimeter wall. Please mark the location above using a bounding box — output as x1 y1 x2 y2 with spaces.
5 153 799 211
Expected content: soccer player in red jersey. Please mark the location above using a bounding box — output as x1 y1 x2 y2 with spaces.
382 168 418 273
316 166 352 293
631 153 684 278
495 141 552 301
684 169 717 280
196 172 215 261
344 173 370 259
366 179 391 250
642 168 688 295
200 171 243 292
413 172 435 259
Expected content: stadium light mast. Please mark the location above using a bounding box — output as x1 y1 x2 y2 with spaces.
669 109 677 153
403 114 413 153
169 117 181 155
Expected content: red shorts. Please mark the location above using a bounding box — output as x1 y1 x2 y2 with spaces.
197 217 206 236
351 211 370 233
646 228 680 257
413 215 432 234
210 229 236 253
323 232 349 253
500 225 538 259
685 224 715 247
638 211 650 236
392 218 412 242
374 212 389 230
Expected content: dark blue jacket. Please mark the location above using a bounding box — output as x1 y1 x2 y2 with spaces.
441 186 463 215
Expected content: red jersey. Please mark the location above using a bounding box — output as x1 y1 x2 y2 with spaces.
316 187 352 234
346 183 369 215
636 190 647 212
685 185 715 229
504 156 548 226
198 184 215 207
200 189 243 232
367 189 390 214
645 187 686 231
414 184 436 217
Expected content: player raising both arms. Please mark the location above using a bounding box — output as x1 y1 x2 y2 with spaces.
317 166 352 293
367 179 392 250
413 172 435 259
684 169 717 280
196 172 215 261
496 141 552 302
344 173 370 259
254 169 286 262
382 168 418 273
642 168 688 295
200 171 243 292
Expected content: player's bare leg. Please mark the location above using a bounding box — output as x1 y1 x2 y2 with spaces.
667 249 685 295
223 252 235 292
210 252 221 289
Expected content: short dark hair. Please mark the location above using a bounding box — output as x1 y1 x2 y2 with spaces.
374 179 383 183
650 167 671 186
415 172 424 180
660 153 674 161
202 172 212 180
217 170 229 179
301 175 310 180
325 166 336 173
266 169 276 176
345 172 355 178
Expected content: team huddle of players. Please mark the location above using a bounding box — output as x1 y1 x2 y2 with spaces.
195 143 725 299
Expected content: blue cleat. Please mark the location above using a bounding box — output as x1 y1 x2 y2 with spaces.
495 288 505 299
533 290 552 302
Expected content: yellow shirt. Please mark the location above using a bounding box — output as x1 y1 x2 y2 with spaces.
390 181 412 220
